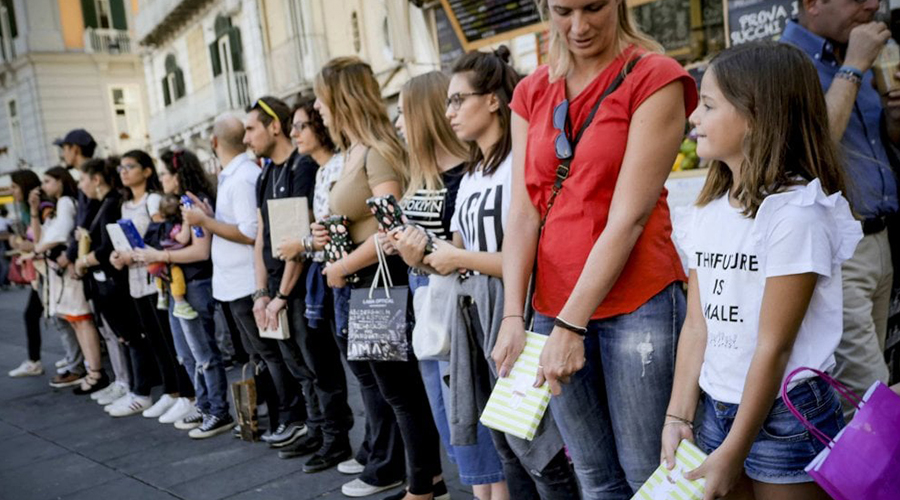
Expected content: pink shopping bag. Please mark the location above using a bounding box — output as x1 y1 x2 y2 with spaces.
782 367 900 500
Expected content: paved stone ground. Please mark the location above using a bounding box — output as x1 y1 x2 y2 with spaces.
0 287 466 500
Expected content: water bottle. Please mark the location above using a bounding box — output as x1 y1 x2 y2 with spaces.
180 195 205 237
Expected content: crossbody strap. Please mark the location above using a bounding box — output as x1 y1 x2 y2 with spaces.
541 55 643 226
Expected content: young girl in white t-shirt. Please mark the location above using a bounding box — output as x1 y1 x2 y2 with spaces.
661 42 862 499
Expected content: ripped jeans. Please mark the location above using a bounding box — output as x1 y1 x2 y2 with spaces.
532 283 685 499
168 278 229 418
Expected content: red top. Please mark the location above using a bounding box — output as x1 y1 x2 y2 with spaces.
510 48 698 320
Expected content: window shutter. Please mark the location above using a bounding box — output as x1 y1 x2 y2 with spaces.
228 28 243 72
110 0 127 30
209 42 221 77
2 0 17 38
81 0 97 29
174 68 185 99
162 78 171 106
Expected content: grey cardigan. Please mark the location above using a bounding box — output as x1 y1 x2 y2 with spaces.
448 273 566 473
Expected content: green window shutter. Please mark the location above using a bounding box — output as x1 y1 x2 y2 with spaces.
162 77 171 106
110 0 127 30
228 28 243 72
81 0 97 29
174 68 185 99
209 42 221 77
2 0 17 38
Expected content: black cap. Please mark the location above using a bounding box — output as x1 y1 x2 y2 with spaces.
53 128 95 147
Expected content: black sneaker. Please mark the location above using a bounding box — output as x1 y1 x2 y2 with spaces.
278 434 323 460
268 421 307 448
302 441 352 473
188 414 235 439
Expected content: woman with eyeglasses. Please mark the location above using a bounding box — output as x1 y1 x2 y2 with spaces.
389 70 510 500
494 1 698 498
106 150 196 419
424 47 580 500
314 57 446 500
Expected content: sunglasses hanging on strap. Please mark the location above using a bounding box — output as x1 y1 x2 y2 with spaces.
524 54 644 328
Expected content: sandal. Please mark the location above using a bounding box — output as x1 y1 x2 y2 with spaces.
73 369 110 396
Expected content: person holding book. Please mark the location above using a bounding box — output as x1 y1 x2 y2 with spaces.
661 42 859 500
315 57 445 500
496 1 697 497
388 71 508 500
109 150 196 421
135 149 234 439
246 96 353 463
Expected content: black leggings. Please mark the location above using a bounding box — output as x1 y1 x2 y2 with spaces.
24 289 42 361
133 294 193 397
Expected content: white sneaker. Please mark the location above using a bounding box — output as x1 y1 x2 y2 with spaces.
341 478 403 498
109 394 152 417
337 458 365 475
142 394 177 418
91 383 115 401
96 382 128 405
54 358 67 369
174 408 204 430
8 360 43 378
158 397 194 424
104 393 130 413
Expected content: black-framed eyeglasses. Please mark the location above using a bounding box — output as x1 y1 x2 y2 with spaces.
553 100 573 161
446 92 485 111
292 121 313 132
116 163 141 173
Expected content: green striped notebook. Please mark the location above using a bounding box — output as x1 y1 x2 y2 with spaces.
480 331 551 441
632 440 707 500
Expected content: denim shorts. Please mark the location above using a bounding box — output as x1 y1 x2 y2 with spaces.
696 376 844 484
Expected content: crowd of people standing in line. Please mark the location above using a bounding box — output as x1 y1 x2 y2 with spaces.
3 0 900 499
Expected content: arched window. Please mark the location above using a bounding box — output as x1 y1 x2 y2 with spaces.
209 15 244 77
161 54 186 106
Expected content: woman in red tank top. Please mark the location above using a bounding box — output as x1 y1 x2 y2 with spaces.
494 0 698 498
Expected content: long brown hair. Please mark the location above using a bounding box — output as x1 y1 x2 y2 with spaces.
401 71 469 198
695 42 846 218
451 46 520 176
314 57 408 187
535 0 662 82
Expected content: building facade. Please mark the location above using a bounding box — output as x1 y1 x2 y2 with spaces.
0 0 149 173
135 0 445 158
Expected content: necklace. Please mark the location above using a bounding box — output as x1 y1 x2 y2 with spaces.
271 157 290 198
343 142 360 164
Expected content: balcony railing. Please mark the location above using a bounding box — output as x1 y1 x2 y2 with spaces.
84 28 132 55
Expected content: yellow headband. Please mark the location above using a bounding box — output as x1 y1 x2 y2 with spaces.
255 99 279 123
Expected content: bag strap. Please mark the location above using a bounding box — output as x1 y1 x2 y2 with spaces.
524 55 643 327
781 367 863 448
368 233 393 299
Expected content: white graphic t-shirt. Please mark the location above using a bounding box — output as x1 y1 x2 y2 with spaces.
678 179 862 404
450 154 512 253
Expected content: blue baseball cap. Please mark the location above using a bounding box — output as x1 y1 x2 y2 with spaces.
53 128 95 147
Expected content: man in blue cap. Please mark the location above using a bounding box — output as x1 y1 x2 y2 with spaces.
47 128 99 388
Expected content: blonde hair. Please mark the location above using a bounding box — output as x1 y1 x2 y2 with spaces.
314 57 409 187
536 0 663 82
401 72 469 198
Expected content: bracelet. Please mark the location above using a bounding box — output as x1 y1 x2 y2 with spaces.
836 68 862 86
251 288 268 301
164 250 171 264
665 413 693 426
303 234 314 253
838 65 864 80
502 315 524 322
275 291 289 300
554 316 587 336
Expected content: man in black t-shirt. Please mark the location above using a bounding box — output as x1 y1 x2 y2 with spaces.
246 96 352 471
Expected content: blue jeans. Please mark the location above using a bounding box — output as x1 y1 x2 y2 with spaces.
168 278 229 418
696 377 844 484
410 273 505 486
533 282 685 499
